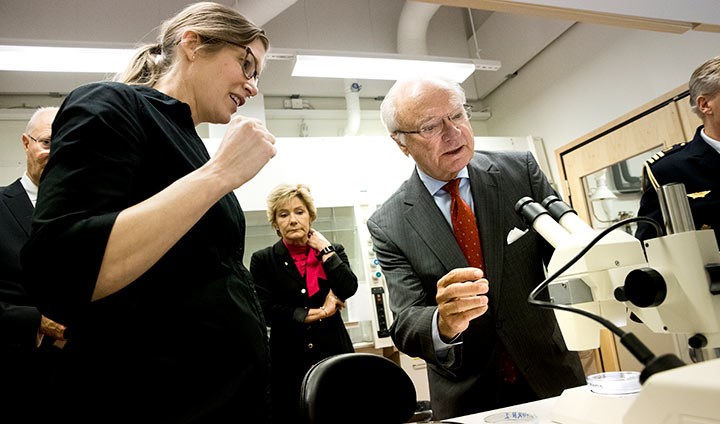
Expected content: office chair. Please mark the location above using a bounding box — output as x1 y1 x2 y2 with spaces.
300 352 422 424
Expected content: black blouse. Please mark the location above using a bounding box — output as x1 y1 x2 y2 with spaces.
21 81 271 422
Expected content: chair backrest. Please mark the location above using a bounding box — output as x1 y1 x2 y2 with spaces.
300 352 418 424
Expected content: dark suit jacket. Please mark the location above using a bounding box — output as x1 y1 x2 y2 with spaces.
0 179 41 350
0 178 63 419
250 240 358 422
636 126 720 242
367 151 585 419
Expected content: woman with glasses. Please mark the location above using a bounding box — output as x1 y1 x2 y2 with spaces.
21 2 276 422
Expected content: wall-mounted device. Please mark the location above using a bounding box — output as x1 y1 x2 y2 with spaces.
354 199 394 349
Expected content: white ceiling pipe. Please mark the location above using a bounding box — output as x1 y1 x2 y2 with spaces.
397 1 442 55
343 79 362 136
340 2 441 137
233 0 298 26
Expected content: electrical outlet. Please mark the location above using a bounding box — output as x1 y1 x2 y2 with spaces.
291 98 303 109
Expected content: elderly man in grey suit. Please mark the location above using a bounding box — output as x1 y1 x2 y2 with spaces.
367 76 585 420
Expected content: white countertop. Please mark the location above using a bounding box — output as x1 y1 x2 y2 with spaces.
447 396 558 424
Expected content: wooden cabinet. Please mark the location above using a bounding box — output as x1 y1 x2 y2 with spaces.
554 85 702 373
557 86 698 221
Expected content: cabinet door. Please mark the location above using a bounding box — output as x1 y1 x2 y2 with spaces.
560 102 685 222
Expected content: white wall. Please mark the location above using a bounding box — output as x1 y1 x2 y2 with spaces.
0 119 29 184
203 135 543 212
208 136 415 211
483 23 720 195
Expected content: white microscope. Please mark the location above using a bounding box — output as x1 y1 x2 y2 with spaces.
514 183 720 423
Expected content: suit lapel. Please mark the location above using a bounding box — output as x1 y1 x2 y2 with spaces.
272 240 305 287
2 179 33 237
403 170 466 272
401 159 507 307
468 155 505 306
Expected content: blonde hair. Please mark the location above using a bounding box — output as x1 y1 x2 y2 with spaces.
689 55 720 119
266 184 317 236
115 1 268 87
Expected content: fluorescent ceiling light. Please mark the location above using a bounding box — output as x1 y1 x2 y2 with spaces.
283 50 500 83
1 45 503 82
0 45 135 73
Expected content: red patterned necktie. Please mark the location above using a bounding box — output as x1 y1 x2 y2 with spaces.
442 179 484 270
443 179 517 383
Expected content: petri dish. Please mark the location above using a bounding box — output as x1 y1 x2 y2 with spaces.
586 371 641 395
483 411 539 423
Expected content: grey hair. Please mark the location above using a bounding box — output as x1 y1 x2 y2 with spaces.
25 106 59 134
266 183 317 237
380 76 467 134
689 55 720 119
115 1 269 87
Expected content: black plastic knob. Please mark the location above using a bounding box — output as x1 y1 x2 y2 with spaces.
623 267 667 308
688 334 708 349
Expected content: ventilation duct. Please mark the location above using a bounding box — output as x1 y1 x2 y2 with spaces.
336 1 440 138
397 1 441 55
233 0 298 26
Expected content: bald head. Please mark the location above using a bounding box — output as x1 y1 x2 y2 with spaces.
22 107 58 186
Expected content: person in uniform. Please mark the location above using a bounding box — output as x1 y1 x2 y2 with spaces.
635 55 720 242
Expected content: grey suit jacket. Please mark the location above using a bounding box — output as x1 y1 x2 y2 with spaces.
367 151 584 419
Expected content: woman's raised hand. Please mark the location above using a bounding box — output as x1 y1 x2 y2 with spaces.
208 115 276 192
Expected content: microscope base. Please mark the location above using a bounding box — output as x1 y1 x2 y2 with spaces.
549 358 720 423
549 385 637 424
624 357 720 423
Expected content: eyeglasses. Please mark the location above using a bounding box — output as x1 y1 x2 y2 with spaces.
395 104 472 140
203 38 261 83
26 133 51 148
227 43 260 82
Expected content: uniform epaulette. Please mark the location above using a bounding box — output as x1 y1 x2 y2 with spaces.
646 141 688 165
642 141 690 191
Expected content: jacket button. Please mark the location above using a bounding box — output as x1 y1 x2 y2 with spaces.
307 343 314 349
301 288 306 294
495 321 503 329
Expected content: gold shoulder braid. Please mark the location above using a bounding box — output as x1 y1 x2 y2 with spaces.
643 161 661 192
642 141 689 192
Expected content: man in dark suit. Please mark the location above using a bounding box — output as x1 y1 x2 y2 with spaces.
1 106 66 415
636 55 720 243
367 77 584 420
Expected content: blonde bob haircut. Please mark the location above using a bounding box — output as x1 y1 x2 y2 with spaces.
266 183 318 236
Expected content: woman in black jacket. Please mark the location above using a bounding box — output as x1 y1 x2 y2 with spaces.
20 3 275 422
251 183 358 423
